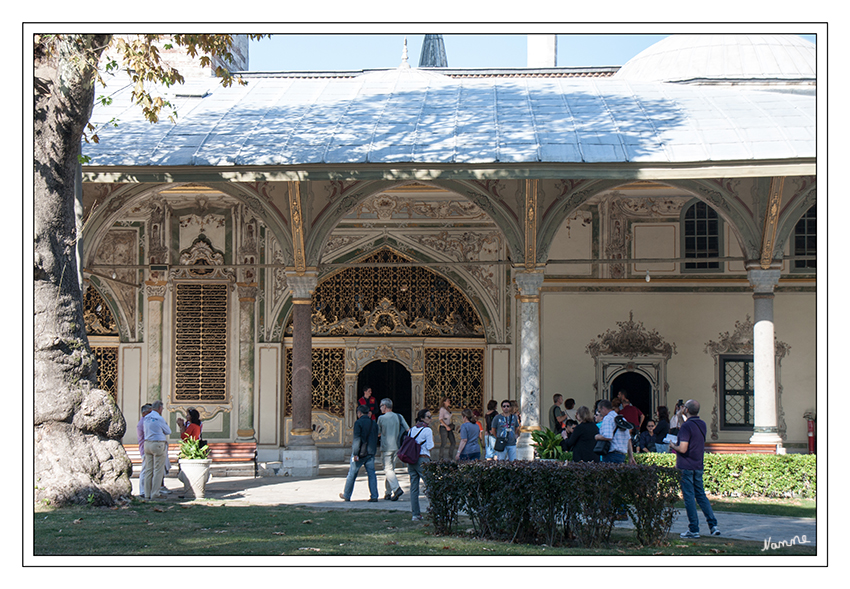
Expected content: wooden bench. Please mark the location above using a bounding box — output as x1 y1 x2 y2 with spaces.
704 443 778 455
123 442 258 477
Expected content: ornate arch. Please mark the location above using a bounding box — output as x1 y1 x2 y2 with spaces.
303 179 525 267
773 175 817 260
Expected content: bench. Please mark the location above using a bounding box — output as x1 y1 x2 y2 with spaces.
123 442 258 477
704 443 777 455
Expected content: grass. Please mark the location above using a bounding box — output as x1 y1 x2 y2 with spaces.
32 499 816 557
692 496 816 519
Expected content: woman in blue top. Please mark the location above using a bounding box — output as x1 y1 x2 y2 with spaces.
455 409 481 461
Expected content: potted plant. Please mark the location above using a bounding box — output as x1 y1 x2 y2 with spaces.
177 437 212 499
531 428 569 461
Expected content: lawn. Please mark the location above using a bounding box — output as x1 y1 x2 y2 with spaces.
32 499 816 557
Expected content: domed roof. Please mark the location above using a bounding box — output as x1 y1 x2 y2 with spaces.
615 35 815 83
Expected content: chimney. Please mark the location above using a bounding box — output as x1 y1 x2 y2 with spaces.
527 35 557 67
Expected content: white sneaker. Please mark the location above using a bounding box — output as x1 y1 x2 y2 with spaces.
411 515 423 521
680 530 700 539
710 526 721 536
159 487 171 495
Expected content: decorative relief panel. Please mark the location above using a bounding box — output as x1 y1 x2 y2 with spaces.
93 228 139 339
586 311 677 360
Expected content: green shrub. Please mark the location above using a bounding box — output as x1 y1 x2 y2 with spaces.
635 452 816 498
421 461 679 547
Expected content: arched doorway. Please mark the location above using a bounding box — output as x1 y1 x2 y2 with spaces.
610 372 652 431
357 360 413 426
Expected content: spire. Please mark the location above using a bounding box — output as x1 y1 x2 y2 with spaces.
419 34 448 67
400 36 411 69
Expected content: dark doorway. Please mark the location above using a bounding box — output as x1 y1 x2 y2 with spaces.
610 372 652 430
357 360 413 426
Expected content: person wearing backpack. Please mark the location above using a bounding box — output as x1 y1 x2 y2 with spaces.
490 399 520 461
406 409 435 521
377 398 409 501
339 404 379 502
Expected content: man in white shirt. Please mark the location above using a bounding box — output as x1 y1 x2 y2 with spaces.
142 400 171 501
377 398 409 501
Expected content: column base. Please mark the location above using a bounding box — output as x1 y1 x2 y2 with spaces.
516 432 535 461
749 429 783 446
280 445 319 478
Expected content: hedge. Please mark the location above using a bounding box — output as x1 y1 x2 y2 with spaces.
421 461 680 547
635 453 816 498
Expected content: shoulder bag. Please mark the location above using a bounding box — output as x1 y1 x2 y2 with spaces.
398 426 426 464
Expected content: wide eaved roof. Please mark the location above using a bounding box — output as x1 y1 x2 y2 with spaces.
84 64 814 170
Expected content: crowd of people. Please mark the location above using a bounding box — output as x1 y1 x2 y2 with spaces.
344 386 719 536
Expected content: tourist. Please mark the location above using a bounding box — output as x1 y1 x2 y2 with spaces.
483 400 498 460
142 400 171 501
490 399 520 461
358 386 379 421
669 400 721 538
408 409 435 521
377 398 408 501
438 397 455 461
561 406 600 462
455 409 481 461
339 404 379 502
136 403 152 498
654 406 671 453
594 399 636 465
618 390 645 434
563 398 577 421
637 419 658 453
177 408 202 441
549 393 567 433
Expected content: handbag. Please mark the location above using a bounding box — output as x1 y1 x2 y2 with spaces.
398 426 426 464
493 431 507 452
593 438 611 456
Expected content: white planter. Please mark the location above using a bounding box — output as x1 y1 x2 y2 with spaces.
178 459 212 499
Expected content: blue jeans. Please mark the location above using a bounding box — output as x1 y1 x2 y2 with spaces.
459 451 480 461
495 444 516 461
342 455 378 500
601 451 625 464
408 454 430 517
680 468 718 533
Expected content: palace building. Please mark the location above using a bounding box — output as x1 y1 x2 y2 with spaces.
79 34 817 474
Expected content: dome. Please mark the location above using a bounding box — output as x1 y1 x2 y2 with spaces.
615 35 815 83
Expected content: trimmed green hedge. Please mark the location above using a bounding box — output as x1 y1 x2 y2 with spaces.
421 461 680 547
635 453 816 498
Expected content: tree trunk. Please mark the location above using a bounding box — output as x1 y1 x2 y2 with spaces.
34 34 132 506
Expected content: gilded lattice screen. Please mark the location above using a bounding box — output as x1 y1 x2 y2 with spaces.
284 348 346 416
174 283 228 403
293 248 484 337
424 348 484 412
92 346 118 400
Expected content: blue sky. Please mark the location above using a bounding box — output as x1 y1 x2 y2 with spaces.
248 33 817 72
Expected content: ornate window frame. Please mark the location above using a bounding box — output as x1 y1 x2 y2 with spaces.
704 316 790 440
791 204 816 273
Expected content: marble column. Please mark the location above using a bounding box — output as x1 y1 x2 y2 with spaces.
514 270 545 460
145 280 167 402
236 283 257 441
281 270 319 476
747 267 783 446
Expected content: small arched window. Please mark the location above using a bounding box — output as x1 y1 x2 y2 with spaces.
681 200 722 272
793 205 816 271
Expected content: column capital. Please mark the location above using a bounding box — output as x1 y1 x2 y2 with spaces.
285 268 319 300
514 269 545 297
747 268 781 294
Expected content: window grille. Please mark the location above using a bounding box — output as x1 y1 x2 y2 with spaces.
283 347 346 416
793 205 816 270
424 348 484 413
720 356 754 429
174 282 228 403
683 201 721 271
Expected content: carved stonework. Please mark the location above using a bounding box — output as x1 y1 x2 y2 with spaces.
586 311 677 360
704 315 790 440
171 234 235 281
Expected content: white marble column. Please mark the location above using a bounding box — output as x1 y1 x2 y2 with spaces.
236 283 257 441
747 268 783 446
514 270 545 460
145 281 167 402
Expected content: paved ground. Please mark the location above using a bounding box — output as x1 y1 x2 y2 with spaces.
141 463 817 547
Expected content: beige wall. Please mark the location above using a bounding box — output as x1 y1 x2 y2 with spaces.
540 289 815 446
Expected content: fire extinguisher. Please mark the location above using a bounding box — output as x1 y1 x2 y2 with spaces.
804 411 816 454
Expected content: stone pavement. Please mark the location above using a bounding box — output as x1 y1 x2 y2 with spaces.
141 462 816 547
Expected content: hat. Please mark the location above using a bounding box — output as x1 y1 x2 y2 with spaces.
615 415 635 431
